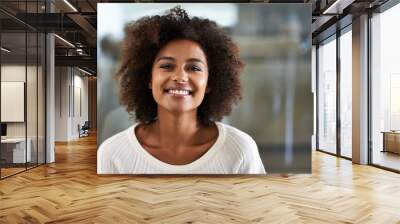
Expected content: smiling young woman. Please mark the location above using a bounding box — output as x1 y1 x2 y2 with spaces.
97 6 266 174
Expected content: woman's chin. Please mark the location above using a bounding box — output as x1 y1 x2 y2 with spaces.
160 104 197 115
156 98 200 115
166 107 194 115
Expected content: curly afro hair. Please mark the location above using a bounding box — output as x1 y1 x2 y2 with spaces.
116 6 244 126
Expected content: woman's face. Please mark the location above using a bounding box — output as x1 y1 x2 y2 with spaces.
151 39 209 115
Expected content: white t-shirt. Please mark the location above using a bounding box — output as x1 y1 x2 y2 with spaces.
97 122 266 174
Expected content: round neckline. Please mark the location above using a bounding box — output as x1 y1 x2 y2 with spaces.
127 122 225 171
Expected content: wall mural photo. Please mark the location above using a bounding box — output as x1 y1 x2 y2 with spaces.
97 3 312 174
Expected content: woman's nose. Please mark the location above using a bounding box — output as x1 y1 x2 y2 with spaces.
172 67 189 82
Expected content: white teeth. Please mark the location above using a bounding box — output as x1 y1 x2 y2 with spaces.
168 89 190 95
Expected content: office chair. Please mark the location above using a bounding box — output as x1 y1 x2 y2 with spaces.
79 121 90 138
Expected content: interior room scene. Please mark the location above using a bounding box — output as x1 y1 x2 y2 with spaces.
1 0 400 223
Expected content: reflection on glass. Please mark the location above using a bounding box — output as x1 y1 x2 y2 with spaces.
318 37 337 154
38 33 46 165
340 29 352 158
26 0 41 170
371 4 400 171
27 31 38 169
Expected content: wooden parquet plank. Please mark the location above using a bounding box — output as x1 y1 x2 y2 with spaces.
0 133 400 223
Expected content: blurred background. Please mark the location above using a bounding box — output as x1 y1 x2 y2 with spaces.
97 3 312 173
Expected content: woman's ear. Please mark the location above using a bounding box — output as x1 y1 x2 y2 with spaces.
206 87 210 93
148 82 152 89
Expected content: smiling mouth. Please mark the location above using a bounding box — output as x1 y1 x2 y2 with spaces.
164 88 193 96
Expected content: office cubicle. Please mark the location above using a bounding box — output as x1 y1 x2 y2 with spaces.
0 1 46 179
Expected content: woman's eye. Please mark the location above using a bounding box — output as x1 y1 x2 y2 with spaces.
190 65 202 72
160 64 174 70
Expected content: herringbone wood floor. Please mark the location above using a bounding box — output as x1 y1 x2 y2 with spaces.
1 133 400 223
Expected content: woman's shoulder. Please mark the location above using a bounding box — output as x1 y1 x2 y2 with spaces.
98 124 137 156
97 123 141 174
218 122 257 148
217 122 259 157
217 122 266 174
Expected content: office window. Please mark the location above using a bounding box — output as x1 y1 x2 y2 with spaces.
317 36 337 154
339 28 352 158
312 46 317 151
371 3 400 171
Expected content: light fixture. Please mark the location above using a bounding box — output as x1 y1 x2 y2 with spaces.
76 48 85 55
63 0 78 12
54 34 75 48
322 0 356 15
323 0 340 14
78 67 93 76
1 47 11 53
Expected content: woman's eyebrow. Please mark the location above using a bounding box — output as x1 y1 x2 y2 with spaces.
156 56 175 62
187 58 206 65
157 57 205 65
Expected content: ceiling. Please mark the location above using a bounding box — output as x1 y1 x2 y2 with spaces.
0 0 392 75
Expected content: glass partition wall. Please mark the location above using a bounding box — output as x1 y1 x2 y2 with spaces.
0 1 46 179
0 31 27 177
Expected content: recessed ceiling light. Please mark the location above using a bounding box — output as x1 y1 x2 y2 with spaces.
63 0 78 12
54 34 75 48
77 67 93 76
322 0 353 15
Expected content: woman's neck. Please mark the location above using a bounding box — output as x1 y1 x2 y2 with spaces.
152 108 201 151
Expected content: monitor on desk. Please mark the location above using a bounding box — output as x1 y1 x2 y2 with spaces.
1 123 7 138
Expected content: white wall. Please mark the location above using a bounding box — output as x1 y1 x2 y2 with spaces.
55 67 69 141
55 67 89 141
1 63 46 164
72 72 89 138
1 65 26 130
1 65 39 138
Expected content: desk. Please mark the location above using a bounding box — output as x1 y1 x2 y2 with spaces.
1 138 31 163
382 131 400 154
